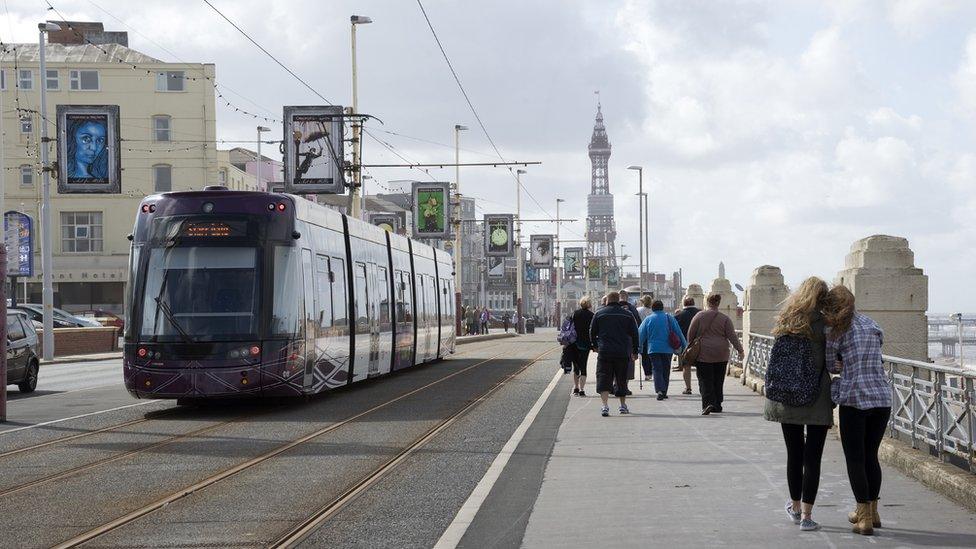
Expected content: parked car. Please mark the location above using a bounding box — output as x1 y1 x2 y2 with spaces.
76 309 124 332
5 309 40 392
14 304 102 328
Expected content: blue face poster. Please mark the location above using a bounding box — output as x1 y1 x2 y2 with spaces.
57 105 121 193
524 264 540 284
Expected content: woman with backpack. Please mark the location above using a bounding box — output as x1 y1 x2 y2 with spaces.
824 285 890 537
570 296 595 396
763 277 833 532
638 300 687 400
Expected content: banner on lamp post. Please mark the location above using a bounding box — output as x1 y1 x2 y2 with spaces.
484 214 514 257
564 247 583 277
412 182 451 239
56 105 122 194
529 234 554 268
283 105 345 194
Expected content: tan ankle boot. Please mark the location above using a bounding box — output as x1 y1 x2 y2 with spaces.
852 502 874 535
870 500 881 528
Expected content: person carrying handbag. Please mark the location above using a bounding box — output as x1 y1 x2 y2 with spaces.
685 293 743 414
638 300 688 400
763 277 833 532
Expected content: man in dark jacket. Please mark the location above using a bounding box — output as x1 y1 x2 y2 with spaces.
674 297 701 395
590 291 639 417
616 289 642 392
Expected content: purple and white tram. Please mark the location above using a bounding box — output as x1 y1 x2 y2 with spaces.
123 188 456 399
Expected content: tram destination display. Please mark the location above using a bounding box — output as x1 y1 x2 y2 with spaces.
529 235 554 267
56 105 121 194
484 214 514 257
411 182 451 239
283 105 345 194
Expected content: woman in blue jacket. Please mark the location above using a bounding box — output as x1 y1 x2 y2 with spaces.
638 300 687 400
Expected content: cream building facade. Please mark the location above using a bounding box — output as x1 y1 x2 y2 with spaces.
2 27 217 314
217 150 258 192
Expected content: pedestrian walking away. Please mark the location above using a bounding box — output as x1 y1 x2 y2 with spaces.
570 296 595 397
481 308 490 334
636 295 655 382
616 288 642 393
503 313 511 333
638 300 687 400
687 293 743 415
589 291 639 417
674 297 700 395
825 285 891 537
763 277 834 532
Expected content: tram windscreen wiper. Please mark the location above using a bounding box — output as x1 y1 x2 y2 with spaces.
154 296 192 343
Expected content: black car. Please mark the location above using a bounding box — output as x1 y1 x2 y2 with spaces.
5 310 40 392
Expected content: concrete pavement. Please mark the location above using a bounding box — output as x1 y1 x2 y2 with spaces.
519 361 976 548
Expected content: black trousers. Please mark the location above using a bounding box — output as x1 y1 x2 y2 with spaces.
781 423 829 505
696 361 728 410
596 355 629 397
839 406 891 503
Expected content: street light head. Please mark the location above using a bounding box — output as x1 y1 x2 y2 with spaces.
627 165 642 171
455 124 469 131
39 22 61 32
257 126 270 132
556 198 566 203
351 15 373 24
516 169 527 175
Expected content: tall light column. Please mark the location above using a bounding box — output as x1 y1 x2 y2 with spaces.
555 198 564 325
628 165 643 292
0 44 6 421
256 126 269 190
452 124 468 334
515 169 526 334
38 22 60 361
349 15 372 219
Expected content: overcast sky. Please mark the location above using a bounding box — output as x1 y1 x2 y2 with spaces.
5 0 975 312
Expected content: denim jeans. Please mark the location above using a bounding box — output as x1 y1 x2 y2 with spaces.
650 353 672 395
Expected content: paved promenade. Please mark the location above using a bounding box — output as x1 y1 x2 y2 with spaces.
520 363 976 548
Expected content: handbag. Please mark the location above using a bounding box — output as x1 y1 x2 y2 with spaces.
666 314 682 350
680 312 718 367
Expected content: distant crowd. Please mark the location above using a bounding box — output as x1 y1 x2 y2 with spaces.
557 279 891 535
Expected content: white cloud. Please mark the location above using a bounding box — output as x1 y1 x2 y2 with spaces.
954 32 976 117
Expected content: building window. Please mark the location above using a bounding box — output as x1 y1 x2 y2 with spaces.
1 69 6 90
155 70 185 92
18 69 32 90
218 168 227 185
153 164 172 192
20 115 32 134
19 165 33 187
45 69 59 90
61 211 103 253
152 115 171 142
69 69 99 91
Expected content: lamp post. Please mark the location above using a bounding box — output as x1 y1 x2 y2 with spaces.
453 124 468 334
256 126 269 191
349 15 372 219
555 197 565 326
515 169 526 334
627 165 643 293
39 21 61 361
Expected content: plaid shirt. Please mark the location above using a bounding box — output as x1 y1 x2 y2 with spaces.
826 313 891 410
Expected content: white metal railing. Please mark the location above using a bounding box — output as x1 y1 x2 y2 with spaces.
740 331 976 473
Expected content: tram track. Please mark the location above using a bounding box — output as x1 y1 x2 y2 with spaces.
51 345 542 549
271 346 558 548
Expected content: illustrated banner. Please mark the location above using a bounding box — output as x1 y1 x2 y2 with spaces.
4 211 33 277
607 267 620 288
368 212 400 234
412 182 451 239
564 248 584 277
529 234 554 268
487 256 506 278
283 105 345 194
484 214 514 257
524 263 540 284
587 258 602 281
56 105 121 194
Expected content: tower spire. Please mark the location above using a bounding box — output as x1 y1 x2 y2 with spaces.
586 97 617 280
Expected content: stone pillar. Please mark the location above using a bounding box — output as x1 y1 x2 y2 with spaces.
707 274 741 330
742 266 790 385
684 284 705 309
835 235 928 361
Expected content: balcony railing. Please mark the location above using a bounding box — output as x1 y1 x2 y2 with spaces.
740 332 976 474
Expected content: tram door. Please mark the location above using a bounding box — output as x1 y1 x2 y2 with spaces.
375 265 393 375
301 249 316 388
366 262 381 377
352 262 372 380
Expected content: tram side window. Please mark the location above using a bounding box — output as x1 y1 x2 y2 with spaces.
378 266 390 325
354 263 369 330
401 271 413 323
272 246 303 335
315 255 333 329
332 257 348 327
441 278 451 323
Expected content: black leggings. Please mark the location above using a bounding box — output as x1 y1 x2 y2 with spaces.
839 406 891 503
781 424 829 505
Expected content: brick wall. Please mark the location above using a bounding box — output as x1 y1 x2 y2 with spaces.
34 327 120 356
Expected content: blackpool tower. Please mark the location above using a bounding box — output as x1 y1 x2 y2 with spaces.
586 100 617 281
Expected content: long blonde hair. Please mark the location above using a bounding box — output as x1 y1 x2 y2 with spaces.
824 285 856 338
772 277 828 338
